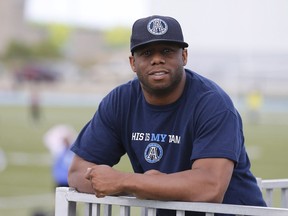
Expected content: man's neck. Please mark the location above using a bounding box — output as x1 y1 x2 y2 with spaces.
142 72 186 106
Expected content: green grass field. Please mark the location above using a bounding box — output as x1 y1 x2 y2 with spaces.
0 105 288 216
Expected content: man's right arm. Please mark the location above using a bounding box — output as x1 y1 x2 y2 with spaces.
68 154 97 193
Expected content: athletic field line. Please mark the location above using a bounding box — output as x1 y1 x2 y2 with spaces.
0 193 54 209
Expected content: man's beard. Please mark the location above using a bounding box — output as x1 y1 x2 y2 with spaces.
138 69 184 97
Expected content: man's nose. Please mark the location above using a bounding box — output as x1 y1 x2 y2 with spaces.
150 53 165 65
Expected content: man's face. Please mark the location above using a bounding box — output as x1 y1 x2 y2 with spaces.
129 42 188 96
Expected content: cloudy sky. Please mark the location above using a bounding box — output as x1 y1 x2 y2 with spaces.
25 0 288 53
25 0 149 29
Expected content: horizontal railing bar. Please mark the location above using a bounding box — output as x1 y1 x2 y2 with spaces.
57 187 288 216
262 179 288 189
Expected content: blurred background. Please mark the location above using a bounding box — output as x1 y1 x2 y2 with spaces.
0 0 288 215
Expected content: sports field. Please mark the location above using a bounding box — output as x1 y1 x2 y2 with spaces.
0 104 288 216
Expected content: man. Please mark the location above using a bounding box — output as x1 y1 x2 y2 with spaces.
68 15 266 216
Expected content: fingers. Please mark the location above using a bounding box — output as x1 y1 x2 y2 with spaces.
96 192 105 198
85 167 92 180
85 167 105 198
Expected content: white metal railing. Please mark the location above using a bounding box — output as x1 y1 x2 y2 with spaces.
55 179 288 216
260 178 288 208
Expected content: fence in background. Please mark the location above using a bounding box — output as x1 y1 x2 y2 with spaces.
55 178 288 216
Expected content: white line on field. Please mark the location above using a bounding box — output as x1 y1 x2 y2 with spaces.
7 152 53 166
0 193 54 209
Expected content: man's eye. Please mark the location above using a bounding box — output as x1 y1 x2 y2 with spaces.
163 48 172 54
142 50 151 56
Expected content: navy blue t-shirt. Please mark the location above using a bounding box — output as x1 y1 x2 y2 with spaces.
71 69 266 216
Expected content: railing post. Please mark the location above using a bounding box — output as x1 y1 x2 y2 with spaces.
141 207 147 216
91 203 101 216
256 177 262 189
281 188 288 208
104 204 112 216
265 188 273 207
120 205 130 216
146 208 157 216
55 187 76 216
176 210 185 216
85 203 101 216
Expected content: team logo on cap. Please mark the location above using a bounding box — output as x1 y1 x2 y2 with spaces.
144 143 163 163
147 18 168 35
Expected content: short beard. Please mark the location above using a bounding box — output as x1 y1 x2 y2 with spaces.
139 69 184 97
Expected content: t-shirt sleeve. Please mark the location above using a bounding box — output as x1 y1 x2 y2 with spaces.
191 93 243 164
71 94 125 166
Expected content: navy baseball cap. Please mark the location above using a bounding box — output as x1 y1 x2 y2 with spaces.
130 15 189 52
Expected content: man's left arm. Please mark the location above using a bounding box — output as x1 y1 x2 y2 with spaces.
86 158 234 202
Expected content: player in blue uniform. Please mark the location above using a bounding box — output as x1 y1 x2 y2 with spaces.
68 15 266 216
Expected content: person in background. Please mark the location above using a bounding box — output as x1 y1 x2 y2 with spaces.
68 15 266 216
246 88 263 124
44 124 76 187
29 90 41 123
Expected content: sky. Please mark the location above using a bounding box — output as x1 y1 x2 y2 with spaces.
25 0 288 53
25 0 149 29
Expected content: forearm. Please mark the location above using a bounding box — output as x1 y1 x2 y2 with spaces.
123 170 223 202
72 157 232 202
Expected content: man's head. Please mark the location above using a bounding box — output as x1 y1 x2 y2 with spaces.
129 16 189 104
130 15 189 53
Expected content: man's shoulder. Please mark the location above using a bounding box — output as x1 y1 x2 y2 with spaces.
185 68 212 84
185 68 234 107
185 68 226 93
103 78 141 103
112 78 140 95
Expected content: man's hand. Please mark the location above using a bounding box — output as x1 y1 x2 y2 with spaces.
85 165 128 198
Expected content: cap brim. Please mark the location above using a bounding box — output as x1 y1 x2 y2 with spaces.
131 39 189 52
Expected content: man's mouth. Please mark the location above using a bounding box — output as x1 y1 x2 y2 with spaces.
149 71 168 80
152 72 166 76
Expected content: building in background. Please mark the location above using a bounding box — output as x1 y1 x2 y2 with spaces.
1 0 288 97
0 0 45 55
0 0 108 65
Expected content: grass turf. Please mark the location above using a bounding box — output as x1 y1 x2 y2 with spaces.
0 105 287 215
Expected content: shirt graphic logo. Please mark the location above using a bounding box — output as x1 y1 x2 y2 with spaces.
147 18 168 35
144 143 163 163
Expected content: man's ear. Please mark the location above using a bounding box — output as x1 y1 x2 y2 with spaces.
182 49 188 66
129 55 136 72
